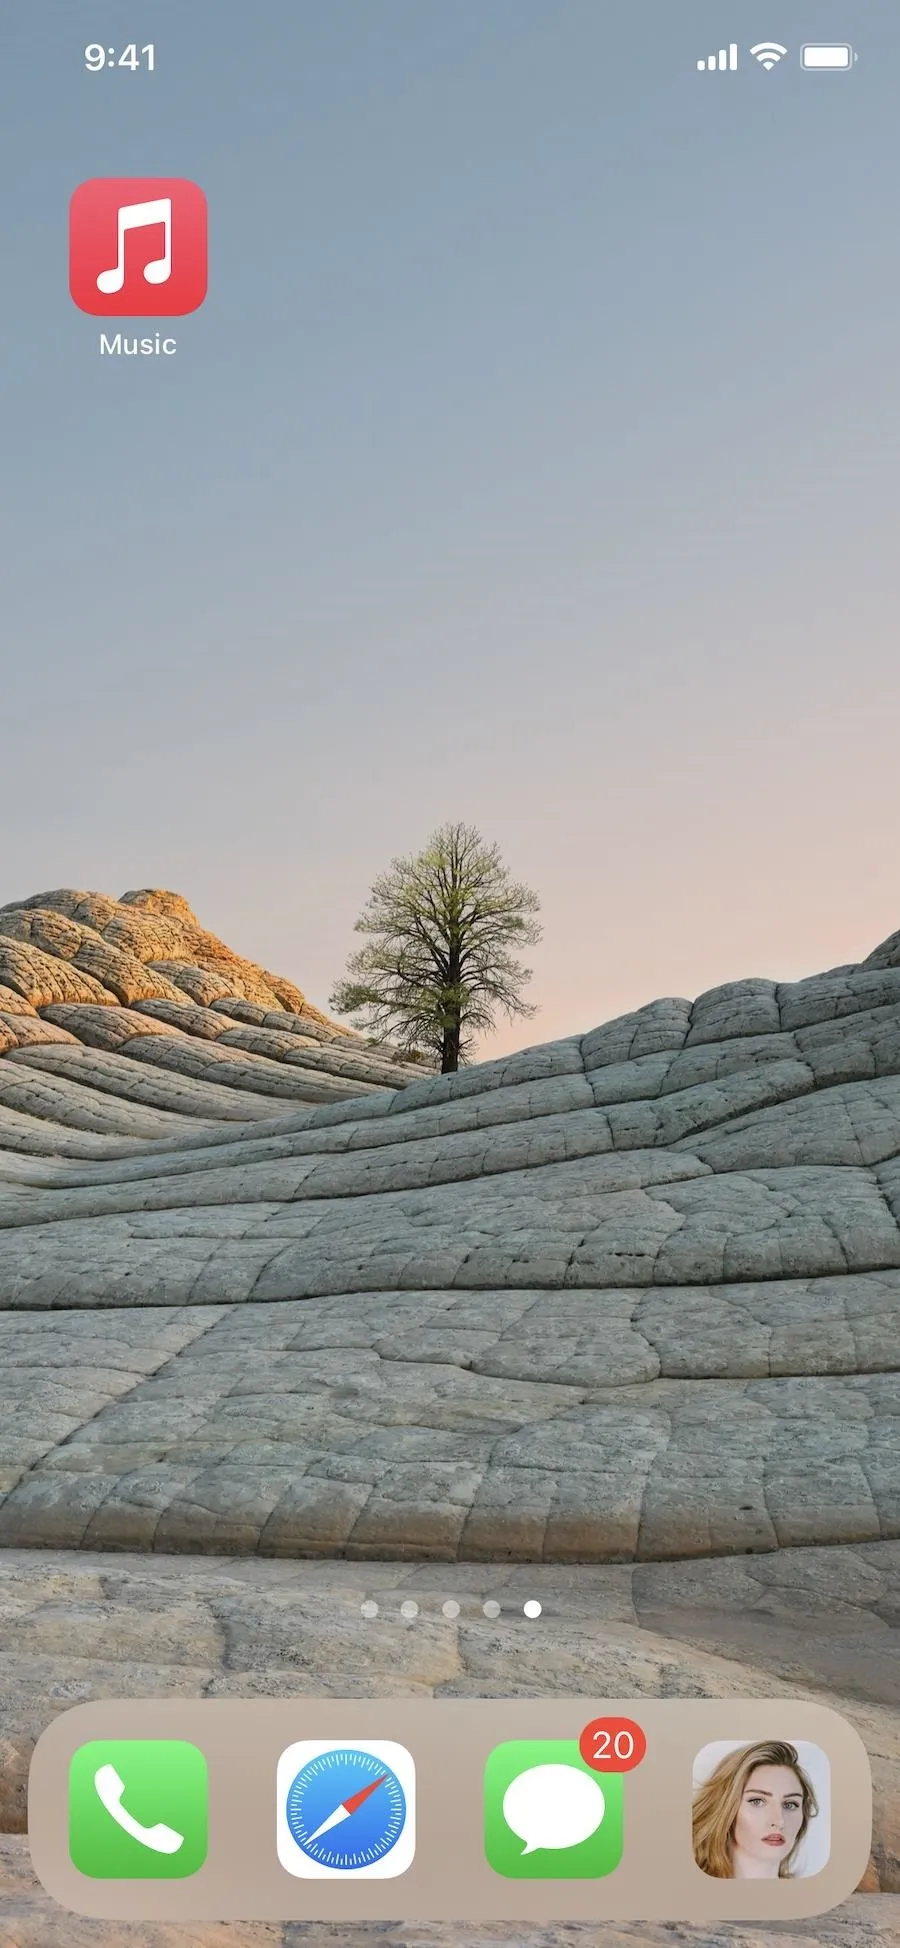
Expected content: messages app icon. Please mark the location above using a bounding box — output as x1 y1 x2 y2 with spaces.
484 1740 623 1879
69 1741 208 1879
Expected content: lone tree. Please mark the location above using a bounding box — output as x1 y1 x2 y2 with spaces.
330 822 542 1073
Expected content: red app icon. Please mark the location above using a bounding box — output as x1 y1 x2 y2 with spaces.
69 178 207 316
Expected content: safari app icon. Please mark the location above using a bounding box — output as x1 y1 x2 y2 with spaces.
484 1740 624 1879
69 177 207 315
277 1741 416 1879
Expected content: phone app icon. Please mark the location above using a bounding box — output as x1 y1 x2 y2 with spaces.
69 178 207 315
277 1741 416 1879
484 1740 624 1879
69 1740 208 1879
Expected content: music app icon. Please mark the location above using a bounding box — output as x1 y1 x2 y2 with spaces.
69 178 207 316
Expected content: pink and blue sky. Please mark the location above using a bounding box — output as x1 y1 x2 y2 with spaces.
2 2 897 1054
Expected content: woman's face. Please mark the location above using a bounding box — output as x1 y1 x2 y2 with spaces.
731 1765 805 1877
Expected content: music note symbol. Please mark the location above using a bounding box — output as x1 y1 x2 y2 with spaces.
70 177 206 317
96 196 172 295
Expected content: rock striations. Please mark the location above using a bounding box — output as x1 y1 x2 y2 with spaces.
0 888 897 1563
1 890 899 1938
0 886 427 1126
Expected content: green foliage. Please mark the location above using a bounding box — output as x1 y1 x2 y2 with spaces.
329 822 542 1072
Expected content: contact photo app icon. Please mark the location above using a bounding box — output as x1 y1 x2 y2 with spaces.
69 178 207 315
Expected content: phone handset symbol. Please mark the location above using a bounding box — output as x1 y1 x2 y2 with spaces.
93 1763 185 1854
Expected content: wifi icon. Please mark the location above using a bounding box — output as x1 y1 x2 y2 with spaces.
750 41 788 68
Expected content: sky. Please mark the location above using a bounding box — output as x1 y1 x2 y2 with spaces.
2 2 898 1056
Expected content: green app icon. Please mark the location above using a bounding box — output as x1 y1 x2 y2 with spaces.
484 1740 624 1879
69 1740 208 1879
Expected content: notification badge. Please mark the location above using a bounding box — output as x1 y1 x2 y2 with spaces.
69 178 207 316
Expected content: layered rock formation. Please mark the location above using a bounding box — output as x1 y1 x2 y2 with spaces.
1 891 899 1942
0 895 897 1565
0 886 427 1128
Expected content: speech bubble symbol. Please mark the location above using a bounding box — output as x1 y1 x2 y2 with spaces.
502 1762 605 1855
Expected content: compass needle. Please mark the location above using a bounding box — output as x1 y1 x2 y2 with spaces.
307 1774 389 1844
281 1745 415 1878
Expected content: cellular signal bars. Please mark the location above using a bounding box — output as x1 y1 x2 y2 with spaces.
697 44 738 71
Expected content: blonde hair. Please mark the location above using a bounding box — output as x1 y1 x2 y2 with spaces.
692 1740 818 1880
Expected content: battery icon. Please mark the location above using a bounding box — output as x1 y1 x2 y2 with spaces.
800 43 855 69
